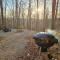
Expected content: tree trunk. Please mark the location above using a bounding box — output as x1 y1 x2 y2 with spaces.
5 0 6 27
22 5 25 29
51 0 56 29
12 0 15 28
36 0 39 31
43 0 46 32
55 0 59 21
0 0 3 28
55 0 59 30
27 0 31 30
15 0 18 29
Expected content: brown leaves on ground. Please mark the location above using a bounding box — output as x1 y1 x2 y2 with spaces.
17 39 59 60
17 39 41 60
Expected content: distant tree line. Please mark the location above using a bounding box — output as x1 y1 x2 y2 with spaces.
0 0 59 31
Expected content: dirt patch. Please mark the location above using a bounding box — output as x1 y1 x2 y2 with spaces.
0 37 5 41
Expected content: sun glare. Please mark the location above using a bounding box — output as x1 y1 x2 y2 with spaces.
32 6 44 19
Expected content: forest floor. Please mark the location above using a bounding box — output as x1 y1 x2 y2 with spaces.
0 29 60 60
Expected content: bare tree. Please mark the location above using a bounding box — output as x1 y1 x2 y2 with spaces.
18 0 22 29
19 0 24 29
4 0 7 27
52 0 56 29
36 0 39 31
55 0 59 30
27 0 31 30
55 0 59 21
43 0 46 31
45 7 49 29
15 0 19 29
0 0 3 28
22 5 25 29
12 0 15 28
